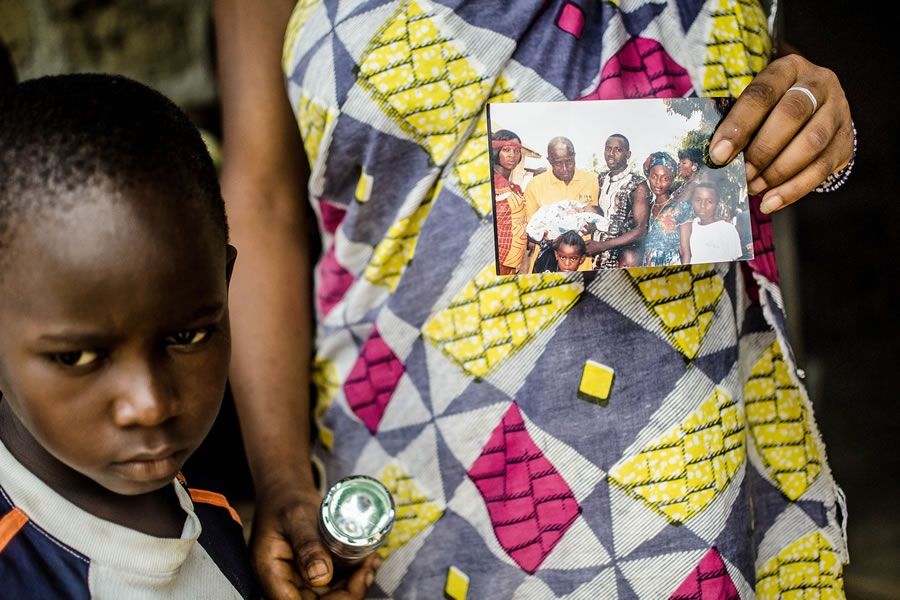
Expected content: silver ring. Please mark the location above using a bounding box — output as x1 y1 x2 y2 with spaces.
786 86 818 113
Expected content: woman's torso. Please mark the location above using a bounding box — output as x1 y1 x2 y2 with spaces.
282 2 847 598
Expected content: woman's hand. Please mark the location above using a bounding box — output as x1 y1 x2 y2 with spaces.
252 485 380 599
709 53 854 213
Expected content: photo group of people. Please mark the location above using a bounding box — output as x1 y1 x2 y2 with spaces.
491 129 753 275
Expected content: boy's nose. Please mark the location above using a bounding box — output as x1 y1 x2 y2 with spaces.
111 366 179 427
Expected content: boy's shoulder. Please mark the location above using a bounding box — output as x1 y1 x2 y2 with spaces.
1 481 93 598
0 443 255 599
176 476 256 599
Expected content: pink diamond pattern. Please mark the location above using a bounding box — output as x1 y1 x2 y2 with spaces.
318 199 346 234
317 244 355 317
669 547 739 600
581 37 693 100
468 404 580 574
343 327 405 434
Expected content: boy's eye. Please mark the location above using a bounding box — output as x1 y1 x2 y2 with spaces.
166 329 210 346
53 351 101 368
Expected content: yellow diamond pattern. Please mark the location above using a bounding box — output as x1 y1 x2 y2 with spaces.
422 266 582 379
444 566 470 600
756 531 845 599
357 0 492 165
452 74 516 218
297 93 337 168
745 341 821 500
608 387 745 524
627 265 724 360
377 464 444 559
702 0 772 97
282 0 322 73
311 356 340 450
363 181 439 291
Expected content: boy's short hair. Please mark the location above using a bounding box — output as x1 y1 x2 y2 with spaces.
0 73 227 260
692 181 722 201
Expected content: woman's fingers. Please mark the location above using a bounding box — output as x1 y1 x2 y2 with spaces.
757 120 855 212
709 56 804 167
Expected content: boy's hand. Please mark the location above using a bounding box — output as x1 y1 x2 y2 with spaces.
251 486 380 599
709 53 854 214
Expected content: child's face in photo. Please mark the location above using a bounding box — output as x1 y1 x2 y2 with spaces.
691 186 720 224
554 243 585 272
0 186 231 497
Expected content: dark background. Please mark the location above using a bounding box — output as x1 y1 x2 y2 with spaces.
782 3 899 595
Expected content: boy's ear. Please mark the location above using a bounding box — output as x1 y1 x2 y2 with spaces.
225 244 238 284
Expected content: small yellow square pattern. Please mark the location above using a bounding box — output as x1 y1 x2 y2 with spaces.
355 170 373 203
578 360 615 406
444 566 470 600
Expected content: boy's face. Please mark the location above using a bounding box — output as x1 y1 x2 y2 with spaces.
0 187 231 497
691 186 720 223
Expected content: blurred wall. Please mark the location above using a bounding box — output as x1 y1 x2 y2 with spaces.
0 0 214 108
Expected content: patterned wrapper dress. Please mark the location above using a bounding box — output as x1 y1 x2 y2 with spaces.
282 1 849 598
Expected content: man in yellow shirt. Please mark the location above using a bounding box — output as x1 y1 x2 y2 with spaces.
523 136 599 272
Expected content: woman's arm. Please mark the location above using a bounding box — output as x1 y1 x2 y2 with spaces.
214 1 377 597
585 182 651 255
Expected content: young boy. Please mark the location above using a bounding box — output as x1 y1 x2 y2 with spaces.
0 74 254 598
682 181 743 264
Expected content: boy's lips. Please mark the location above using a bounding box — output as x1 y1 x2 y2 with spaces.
112 448 187 481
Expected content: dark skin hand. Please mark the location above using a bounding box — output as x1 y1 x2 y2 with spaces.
584 181 650 256
709 52 853 214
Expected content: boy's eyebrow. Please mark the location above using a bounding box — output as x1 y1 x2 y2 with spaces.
37 331 121 345
186 302 227 321
35 302 227 344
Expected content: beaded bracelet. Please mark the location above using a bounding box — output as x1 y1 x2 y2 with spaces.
814 120 857 193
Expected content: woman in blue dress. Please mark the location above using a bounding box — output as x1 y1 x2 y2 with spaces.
642 152 693 266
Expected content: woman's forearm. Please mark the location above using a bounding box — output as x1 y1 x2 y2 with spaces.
215 0 317 494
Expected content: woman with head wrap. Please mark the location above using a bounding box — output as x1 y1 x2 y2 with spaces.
642 151 693 266
490 129 528 274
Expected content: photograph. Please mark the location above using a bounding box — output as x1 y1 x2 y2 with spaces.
487 97 753 274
